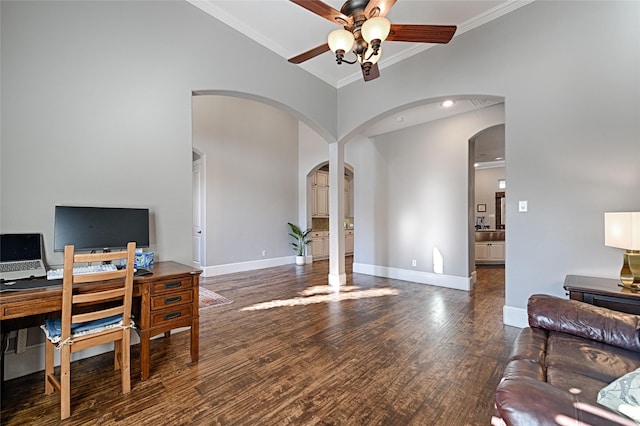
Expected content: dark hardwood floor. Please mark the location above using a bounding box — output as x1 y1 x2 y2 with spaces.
1 261 518 425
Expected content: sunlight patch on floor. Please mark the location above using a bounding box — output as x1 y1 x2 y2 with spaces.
240 285 400 311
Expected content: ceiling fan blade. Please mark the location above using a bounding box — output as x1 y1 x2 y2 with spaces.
365 0 397 18
387 24 457 44
288 43 331 64
289 0 352 26
362 63 381 82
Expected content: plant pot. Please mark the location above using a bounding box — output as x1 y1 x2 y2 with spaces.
295 255 305 265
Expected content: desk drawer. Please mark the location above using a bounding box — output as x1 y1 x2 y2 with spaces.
150 304 193 327
151 277 193 295
150 289 193 311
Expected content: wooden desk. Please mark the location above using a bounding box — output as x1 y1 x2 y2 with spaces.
0 261 201 381
564 274 640 315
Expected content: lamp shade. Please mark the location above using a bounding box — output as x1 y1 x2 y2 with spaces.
328 29 354 53
361 17 391 43
605 212 640 250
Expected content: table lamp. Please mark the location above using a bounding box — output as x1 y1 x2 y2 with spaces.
604 212 640 285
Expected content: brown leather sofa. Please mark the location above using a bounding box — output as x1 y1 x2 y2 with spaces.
494 294 640 425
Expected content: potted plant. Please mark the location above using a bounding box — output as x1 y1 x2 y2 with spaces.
287 222 312 265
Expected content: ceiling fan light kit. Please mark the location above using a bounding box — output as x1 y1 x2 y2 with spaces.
288 0 457 82
328 29 355 63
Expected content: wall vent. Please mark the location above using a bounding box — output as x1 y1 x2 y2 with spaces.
470 99 491 108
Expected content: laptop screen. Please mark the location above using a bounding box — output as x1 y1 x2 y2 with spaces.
0 234 42 262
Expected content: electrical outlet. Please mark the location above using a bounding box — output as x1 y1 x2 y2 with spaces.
262 250 266 257
412 259 417 267
519 201 528 212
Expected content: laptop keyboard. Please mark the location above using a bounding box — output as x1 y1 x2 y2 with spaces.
0 261 41 272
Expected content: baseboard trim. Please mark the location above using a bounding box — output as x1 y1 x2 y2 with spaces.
352 263 472 291
503 305 527 328
201 256 294 277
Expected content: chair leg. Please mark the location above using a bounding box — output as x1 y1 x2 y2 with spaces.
60 345 71 420
121 330 131 394
114 340 122 371
44 340 54 395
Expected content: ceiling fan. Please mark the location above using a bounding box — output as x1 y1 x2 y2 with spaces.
288 0 457 82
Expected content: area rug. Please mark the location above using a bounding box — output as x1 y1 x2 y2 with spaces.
199 286 233 309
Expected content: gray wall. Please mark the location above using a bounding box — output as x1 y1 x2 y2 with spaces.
1 1 335 267
192 96 299 265
338 1 640 313
1 0 639 323
347 104 504 278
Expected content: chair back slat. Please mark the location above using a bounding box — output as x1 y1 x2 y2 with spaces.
72 306 124 324
72 288 126 305
73 269 126 284
73 250 133 264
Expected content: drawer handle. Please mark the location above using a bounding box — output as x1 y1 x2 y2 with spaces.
164 281 182 289
164 296 182 304
164 312 181 320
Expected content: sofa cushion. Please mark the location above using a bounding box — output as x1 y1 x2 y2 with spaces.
546 332 640 385
496 377 636 426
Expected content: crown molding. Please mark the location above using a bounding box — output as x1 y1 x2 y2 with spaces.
188 0 535 89
355 0 535 89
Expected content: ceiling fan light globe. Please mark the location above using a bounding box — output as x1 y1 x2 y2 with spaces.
361 17 391 43
328 29 355 54
359 47 381 65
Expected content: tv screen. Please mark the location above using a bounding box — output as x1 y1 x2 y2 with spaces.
54 206 150 252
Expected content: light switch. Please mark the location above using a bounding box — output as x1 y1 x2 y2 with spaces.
519 201 528 212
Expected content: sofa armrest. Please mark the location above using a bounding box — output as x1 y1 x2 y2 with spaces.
495 377 636 426
528 294 640 352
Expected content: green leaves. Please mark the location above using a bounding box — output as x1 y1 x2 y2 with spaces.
288 222 312 256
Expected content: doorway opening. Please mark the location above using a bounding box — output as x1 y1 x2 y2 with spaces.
192 149 205 269
469 124 505 287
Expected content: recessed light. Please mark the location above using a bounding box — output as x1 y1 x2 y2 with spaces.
394 116 404 122
495 157 503 160
441 100 455 108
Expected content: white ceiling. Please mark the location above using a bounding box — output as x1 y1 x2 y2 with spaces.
188 0 532 88
188 0 515 163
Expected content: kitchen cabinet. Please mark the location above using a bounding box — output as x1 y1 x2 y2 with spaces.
475 241 505 264
344 177 351 217
345 230 354 254
312 230 354 259
312 171 329 218
311 231 329 259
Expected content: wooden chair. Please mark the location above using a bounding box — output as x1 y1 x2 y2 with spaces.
42 242 136 420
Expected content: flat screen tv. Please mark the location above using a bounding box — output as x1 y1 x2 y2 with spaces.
54 206 150 252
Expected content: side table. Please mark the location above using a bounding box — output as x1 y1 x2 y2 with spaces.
564 275 640 315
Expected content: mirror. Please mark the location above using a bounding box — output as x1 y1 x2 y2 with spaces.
495 191 505 229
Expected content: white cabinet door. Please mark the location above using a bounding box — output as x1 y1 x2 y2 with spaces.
489 242 505 261
345 230 354 254
475 243 489 261
315 186 329 217
311 231 330 258
316 171 329 187
312 238 324 257
311 185 318 217
475 242 504 263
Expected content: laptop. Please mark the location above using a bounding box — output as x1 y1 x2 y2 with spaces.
0 233 47 281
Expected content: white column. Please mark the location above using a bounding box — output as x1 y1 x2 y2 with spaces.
328 141 346 287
